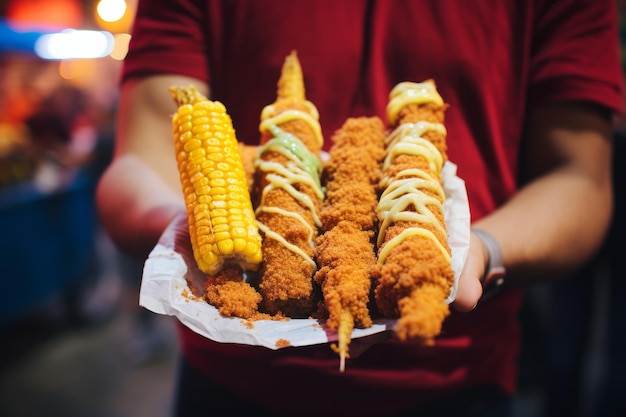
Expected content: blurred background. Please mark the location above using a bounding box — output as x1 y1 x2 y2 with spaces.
0 1 179 417
0 1 624 417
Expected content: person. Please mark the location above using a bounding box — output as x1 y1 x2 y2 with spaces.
95 1 624 416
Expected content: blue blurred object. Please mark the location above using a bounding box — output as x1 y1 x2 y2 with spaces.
0 19 114 59
0 19 49 53
0 168 98 326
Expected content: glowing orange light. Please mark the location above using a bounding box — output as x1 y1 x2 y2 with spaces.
6 0 83 30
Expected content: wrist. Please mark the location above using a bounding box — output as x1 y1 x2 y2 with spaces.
472 229 506 301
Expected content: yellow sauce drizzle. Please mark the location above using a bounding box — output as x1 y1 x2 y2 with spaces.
259 109 324 148
378 82 449 263
256 166 323 226
261 101 319 120
257 127 323 193
255 207 317 268
254 127 323 266
386 80 444 126
377 169 446 248
382 123 445 174
378 228 451 265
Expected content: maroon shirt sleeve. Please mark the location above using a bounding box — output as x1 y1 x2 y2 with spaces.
529 0 624 112
123 0 210 83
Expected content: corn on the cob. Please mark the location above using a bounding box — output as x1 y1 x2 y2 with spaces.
170 85 263 276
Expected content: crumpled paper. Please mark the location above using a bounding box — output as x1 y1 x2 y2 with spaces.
140 160 471 349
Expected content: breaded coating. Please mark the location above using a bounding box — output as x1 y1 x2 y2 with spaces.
393 103 449 161
373 80 455 344
373 236 452 342
253 51 325 317
238 143 258 190
314 116 386 370
255 206 320 317
204 267 262 319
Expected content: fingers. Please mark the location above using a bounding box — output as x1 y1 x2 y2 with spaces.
451 233 487 312
452 271 483 312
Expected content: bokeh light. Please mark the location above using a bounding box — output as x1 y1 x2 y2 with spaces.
97 0 127 23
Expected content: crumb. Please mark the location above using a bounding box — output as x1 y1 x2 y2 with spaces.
276 339 291 348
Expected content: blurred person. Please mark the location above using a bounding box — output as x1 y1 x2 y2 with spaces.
96 1 623 416
25 84 97 168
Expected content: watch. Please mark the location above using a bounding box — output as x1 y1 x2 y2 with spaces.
472 229 506 301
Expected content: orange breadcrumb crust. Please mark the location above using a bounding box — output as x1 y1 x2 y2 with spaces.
373 101 454 344
275 339 291 348
314 116 386 369
252 54 324 318
193 71 456 354
202 267 281 321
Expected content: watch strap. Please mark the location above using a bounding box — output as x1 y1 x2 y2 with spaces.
472 229 506 300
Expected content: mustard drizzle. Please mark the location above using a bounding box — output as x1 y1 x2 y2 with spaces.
254 125 324 266
386 80 444 126
377 81 449 264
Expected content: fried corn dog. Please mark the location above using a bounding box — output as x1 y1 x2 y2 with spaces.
314 116 386 371
253 51 325 317
373 80 455 344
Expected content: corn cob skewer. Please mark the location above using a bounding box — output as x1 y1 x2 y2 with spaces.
253 51 325 317
170 85 263 276
374 80 454 343
315 116 386 371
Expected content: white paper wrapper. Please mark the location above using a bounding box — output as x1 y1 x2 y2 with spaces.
140 160 471 349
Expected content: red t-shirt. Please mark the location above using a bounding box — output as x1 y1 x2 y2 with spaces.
123 1 624 415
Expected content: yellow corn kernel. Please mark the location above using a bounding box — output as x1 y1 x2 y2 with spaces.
170 85 263 275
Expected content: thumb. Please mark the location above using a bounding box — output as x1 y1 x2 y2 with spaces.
451 233 486 312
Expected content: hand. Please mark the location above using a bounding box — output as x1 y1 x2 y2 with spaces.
451 232 488 312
